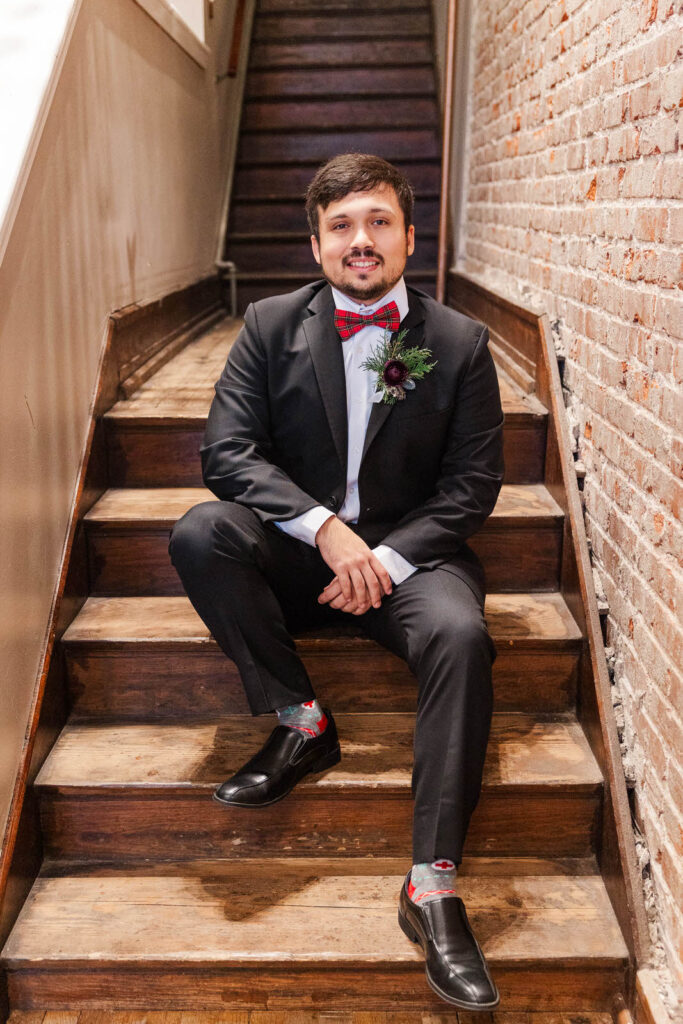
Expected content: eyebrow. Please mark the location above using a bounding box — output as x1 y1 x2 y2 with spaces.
325 207 394 222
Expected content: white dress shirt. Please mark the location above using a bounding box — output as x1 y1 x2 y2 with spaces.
274 277 418 585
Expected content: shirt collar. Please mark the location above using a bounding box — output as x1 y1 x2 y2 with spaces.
331 276 409 323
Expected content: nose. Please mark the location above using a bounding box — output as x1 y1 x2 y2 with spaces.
350 223 374 250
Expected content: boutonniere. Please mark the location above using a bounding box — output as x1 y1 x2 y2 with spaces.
361 326 437 405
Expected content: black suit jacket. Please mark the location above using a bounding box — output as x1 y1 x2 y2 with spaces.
201 280 505 595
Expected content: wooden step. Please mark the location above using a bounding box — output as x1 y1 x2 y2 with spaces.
242 97 439 131
34 712 601 860
62 592 581 719
237 128 440 164
259 0 430 10
226 233 438 272
2 867 628 1010
233 159 441 196
249 40 433 69
245 66 437 100
83 483 564 596
251 12 432 41
101 316 548 486
229 194 439 233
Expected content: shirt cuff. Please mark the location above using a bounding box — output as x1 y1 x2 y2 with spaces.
372 544 419 585
274 506 335 547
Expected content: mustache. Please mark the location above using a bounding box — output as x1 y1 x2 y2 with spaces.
342 250 384 266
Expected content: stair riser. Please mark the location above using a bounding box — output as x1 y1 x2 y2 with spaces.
65 648 578 719
104 421 546 487
233 160 441 196
238 129 440 163
227 238 437 272
242 97 438 131
39 790 600 861
229 197 439 234
85 525 563 595
259 0 430 7
245 66 436 100
250 39 433 68
260 0 430 8
5 962 628 1012
252 12 431 40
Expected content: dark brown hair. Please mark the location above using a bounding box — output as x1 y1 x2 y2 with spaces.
305 153 415 239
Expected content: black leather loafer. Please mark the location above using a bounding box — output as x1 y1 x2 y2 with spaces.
398 871 500 1010
213 708 341 808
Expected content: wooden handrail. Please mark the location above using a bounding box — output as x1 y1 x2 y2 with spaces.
436 0 458 304
227 0 246 78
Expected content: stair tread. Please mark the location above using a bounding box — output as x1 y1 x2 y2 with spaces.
34 712 602 790
103 316 547 422
84 483 564 527
2 869 628 966
62 592 582 646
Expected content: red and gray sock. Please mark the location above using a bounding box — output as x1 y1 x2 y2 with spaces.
407 859 458 905
276 698 328 737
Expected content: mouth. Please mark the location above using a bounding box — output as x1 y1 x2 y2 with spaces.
344 255 382 272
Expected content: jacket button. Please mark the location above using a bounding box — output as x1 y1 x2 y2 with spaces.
328 496 338 509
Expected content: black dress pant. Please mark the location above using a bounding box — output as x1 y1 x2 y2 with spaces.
169 500 497 864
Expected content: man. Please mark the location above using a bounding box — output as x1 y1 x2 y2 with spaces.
169 153 504 1009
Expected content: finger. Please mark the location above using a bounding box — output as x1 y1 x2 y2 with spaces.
338 568 353 602
360 564 383 608
369 555 394 596
350 567 368 606
318 579 342 604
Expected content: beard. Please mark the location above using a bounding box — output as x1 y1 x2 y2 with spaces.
319 247 407 303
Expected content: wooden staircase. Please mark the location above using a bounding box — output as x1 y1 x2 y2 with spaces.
1 315 632 1011
225 0 441 310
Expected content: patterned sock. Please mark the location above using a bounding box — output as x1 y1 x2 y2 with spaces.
276 698 328 737
407 858 458 905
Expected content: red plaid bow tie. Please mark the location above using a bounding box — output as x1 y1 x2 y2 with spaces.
334 300 401 340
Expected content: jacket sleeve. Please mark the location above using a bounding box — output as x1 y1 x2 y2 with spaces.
378 324 505 571
200 303 321 523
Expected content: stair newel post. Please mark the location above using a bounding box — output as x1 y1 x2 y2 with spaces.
436 0 458 304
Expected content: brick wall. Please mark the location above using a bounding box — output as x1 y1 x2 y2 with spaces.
458 0 682 1012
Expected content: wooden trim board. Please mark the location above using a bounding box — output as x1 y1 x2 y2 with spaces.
0 275 226 1018
447 269 651 1013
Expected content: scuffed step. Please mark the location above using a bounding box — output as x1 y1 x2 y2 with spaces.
62 592 582 719
35 712 602 860
83 483 564 595
3 867 628 1010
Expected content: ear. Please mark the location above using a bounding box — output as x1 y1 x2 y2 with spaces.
406 224 415 257
311 235 321 265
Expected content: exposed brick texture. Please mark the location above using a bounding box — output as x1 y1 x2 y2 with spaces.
459 0 682 1014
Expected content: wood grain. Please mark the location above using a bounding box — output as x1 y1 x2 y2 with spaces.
33 712 602 861
35 713 601 790
83 483 564 596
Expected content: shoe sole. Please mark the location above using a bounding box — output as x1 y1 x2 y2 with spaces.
212 743 342 809
398 908 501 1011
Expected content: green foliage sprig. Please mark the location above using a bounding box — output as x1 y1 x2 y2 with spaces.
361 327 437 405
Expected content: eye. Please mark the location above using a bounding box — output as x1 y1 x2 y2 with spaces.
373 218 389 226
331 222 348 230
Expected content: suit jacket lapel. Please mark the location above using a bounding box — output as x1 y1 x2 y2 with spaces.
360 286 427 464
303 284 348 474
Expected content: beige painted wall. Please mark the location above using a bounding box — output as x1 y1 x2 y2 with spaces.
0 0 243 851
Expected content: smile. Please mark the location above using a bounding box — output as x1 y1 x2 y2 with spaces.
345 258 381 269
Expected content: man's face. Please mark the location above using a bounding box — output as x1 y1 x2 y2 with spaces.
310 185 415 303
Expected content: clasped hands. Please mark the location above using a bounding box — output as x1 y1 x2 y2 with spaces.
315 516 392 615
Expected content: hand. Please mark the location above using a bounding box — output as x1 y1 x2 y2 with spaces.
315 517 392 614
317 576 377 615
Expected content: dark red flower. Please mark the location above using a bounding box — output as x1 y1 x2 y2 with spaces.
383 358 410 386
